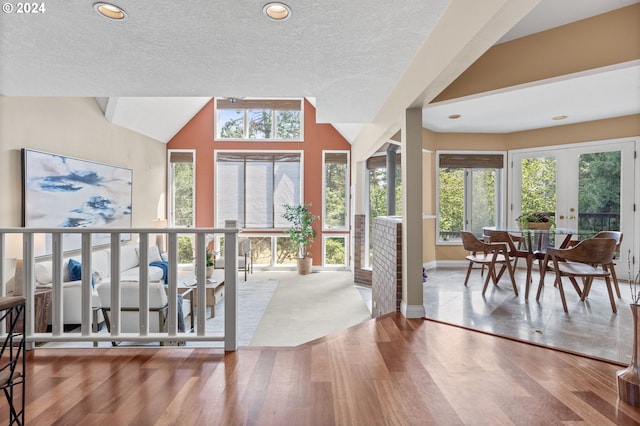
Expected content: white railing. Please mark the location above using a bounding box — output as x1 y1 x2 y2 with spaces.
0 221 239 350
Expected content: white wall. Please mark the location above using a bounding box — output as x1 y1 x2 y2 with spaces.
0 96 167 227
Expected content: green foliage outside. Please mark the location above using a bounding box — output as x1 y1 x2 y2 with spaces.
325 162 347 228
219 109 300 139
520 157 556 220
325 237 346 265
578 152 620 214
173 163 193 227
438 168 464 234
276 110 301 139
178 236 193 264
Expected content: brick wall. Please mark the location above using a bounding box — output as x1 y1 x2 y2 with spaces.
371 216 402 317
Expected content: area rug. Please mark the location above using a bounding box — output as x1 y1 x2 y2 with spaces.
249 270 372 346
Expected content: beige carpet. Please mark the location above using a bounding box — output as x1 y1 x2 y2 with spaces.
249 270 372 346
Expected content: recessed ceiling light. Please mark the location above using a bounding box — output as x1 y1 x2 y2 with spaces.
94 2 126 20
263 2 291 21
552 115 568 121
448 114 461 119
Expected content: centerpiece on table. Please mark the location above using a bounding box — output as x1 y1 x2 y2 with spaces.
515 212 554 230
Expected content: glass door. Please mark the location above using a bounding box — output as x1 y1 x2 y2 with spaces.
511 140 635 278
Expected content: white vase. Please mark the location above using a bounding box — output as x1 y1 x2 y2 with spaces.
617 303 640 406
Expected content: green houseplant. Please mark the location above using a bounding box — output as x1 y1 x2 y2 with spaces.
515 212 554 230
282 203 318 275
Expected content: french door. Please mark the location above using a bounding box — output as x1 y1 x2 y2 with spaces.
510 139 637 278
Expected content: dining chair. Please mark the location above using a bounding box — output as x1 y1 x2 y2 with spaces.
536 237 617 313
592 231 623 298
484 229 544 300
460 231 518 296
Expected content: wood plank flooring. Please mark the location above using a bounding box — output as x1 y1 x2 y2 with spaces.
2 313 639 425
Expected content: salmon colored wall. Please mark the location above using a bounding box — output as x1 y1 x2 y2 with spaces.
167 98 351 265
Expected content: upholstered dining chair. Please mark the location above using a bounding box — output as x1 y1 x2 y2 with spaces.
592 231 623 298
484 229 544 300
536 237 617 313
460 231 518 297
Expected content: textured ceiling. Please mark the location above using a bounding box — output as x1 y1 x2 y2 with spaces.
1 0 638 143
0 0 449 124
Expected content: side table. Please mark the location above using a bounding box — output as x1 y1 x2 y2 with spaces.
0 296 26 425
10 288 52 334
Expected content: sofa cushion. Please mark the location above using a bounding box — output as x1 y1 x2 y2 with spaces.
120 265 164 282
139 245 163 264
120 245 140 272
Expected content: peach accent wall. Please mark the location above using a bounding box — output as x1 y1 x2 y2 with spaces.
167 99 351 264
434 4 640 101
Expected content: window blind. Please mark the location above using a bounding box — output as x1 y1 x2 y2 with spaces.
216 153 301 228
439 153 504 169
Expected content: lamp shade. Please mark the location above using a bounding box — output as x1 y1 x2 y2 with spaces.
4 234 23 259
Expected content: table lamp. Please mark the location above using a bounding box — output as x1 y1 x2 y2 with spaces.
151 218 168 252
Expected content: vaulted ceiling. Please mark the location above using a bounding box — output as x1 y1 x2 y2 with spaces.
1 0 638 146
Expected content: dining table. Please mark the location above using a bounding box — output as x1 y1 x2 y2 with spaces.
482 226 595 299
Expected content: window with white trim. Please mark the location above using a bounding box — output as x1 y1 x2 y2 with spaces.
437 152 505 243
215 98 303 141
322 151 349 230
215 151 302 229
168 150 195 227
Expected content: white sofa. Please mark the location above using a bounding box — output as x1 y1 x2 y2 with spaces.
35 244 166 325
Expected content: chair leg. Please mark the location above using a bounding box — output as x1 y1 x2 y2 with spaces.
580 277 593 301
605 276 617 314
568 277 583 299
610 264 621 298
505 259 519 297
482 264 493 296
556 276 569 314
525 257 533 300
464 262 473 287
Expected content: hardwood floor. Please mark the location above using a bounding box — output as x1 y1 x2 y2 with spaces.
3 313 639 425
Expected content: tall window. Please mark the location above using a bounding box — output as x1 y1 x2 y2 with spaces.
323 151 349 230
215 152 302 228
168 150 195 227
437 152 504 243
215 98 303 141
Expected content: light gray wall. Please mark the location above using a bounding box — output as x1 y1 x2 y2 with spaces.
0 96 167 227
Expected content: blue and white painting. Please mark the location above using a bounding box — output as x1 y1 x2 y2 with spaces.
22 149 132 253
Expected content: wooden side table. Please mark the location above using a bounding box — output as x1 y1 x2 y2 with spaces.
11 288 52 334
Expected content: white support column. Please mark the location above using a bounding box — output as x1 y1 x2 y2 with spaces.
401 107 426 318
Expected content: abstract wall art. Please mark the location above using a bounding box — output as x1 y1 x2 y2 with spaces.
22 149 132 253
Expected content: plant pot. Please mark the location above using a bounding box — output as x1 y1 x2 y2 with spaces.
206 266 214 279
519 222 552 230
297 257 312 275
618 303 640 406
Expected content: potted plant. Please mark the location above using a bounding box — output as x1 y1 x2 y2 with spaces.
205 248 215 278
617 250 640 406
516 212 554 230
282 203 318 275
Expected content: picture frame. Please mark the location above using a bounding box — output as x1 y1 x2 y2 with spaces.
22 149 133 255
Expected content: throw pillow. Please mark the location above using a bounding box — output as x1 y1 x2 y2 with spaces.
68 259 83 281
68 259 96 288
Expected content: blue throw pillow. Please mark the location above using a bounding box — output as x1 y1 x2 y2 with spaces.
68 259 95 288
68 259 82 281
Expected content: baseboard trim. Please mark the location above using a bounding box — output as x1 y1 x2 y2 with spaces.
401 302 425 319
